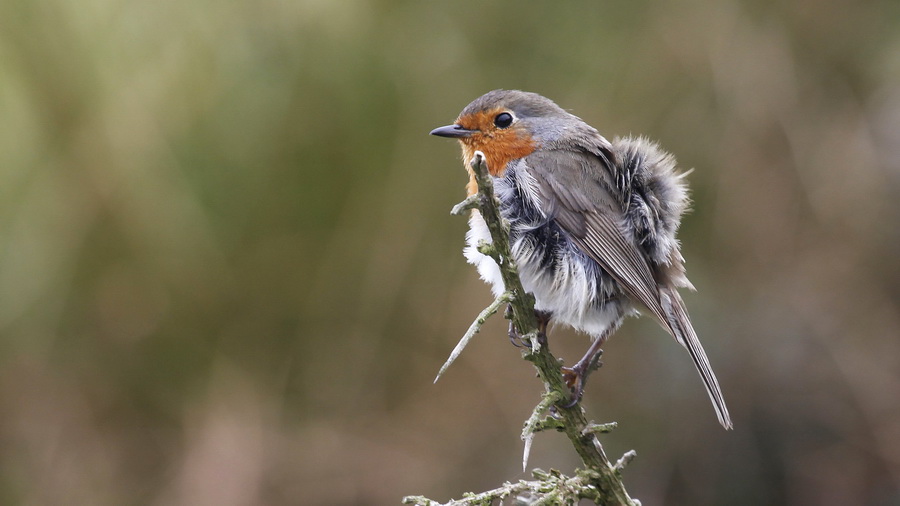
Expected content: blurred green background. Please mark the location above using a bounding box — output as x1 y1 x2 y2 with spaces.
1 0 899 504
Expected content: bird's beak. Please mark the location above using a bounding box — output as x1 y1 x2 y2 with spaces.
430 124 477 138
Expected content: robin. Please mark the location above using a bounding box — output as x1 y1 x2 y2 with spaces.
431 90 732 429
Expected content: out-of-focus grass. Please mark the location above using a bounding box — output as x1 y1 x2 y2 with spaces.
1 0 899 504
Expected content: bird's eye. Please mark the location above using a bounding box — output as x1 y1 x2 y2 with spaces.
494 112 513 128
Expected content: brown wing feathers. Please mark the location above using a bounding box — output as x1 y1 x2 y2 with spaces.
530 148 733 429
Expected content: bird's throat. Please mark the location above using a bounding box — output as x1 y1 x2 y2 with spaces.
460 134 536 196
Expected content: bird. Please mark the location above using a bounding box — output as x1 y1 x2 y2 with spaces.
430 90 732 429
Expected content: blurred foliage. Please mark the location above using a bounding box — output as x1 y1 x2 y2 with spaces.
1 0 900 504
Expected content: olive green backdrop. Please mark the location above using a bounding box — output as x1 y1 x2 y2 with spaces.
1 0 899 504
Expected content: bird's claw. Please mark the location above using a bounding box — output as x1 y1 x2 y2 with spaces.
560 367 584 408
508 321 526 348
507 306 552 349
558 349 604 409
508 321 548 348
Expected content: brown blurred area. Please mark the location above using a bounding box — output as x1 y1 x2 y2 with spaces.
1 0 899 504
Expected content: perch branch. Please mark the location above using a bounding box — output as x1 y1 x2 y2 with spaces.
434 291 513 383
412 152 638 505
403 468 621 506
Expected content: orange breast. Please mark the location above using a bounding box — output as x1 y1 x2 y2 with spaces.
456 109 537 196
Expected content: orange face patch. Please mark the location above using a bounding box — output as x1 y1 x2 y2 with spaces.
455 108 537 196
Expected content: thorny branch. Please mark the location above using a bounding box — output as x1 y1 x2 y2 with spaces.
405 152 639 506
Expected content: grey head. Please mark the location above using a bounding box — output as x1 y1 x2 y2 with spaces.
459 90 567 119
431 90 605 150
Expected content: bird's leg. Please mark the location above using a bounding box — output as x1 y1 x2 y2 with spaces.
560 328 611 408
507 306 553 348
534 309 552 347
506 305 524 348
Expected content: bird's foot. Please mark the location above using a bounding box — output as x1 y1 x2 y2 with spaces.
508 320 526 348
560 348 604 408
506 307 553 348
506 305 527 347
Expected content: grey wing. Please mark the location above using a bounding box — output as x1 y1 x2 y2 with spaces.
526 149 733 429
525 149 668 324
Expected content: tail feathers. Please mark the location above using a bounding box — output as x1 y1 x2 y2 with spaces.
660 287 733 429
